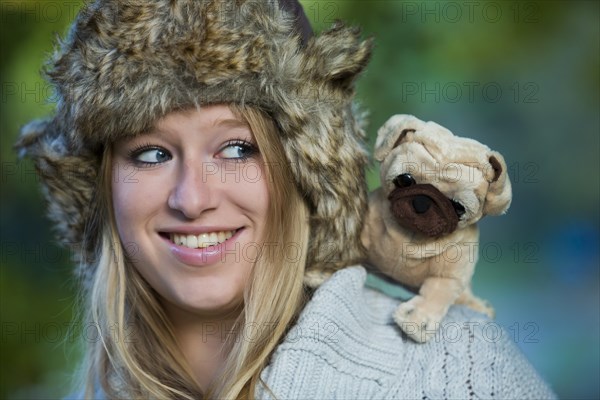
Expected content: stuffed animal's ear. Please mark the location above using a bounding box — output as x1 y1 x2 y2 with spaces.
483 151 512 215
374 114 425 162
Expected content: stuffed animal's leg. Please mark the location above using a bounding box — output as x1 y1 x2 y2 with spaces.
456 286 495 318
394 276 464 343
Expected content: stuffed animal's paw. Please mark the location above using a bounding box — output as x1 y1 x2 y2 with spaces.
393 296 444 343
303 270 333 288
462 298 495 318
456 292 495 318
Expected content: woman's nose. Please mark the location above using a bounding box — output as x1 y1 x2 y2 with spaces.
167 162 219 219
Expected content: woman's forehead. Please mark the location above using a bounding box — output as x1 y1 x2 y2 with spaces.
154 105 248 129
112 105 252 143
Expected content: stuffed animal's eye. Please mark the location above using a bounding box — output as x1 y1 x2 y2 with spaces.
451 200 466 218
393 173 416 188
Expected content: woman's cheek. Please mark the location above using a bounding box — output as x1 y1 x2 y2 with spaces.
112 165 151 243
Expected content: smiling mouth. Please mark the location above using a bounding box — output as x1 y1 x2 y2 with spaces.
162 229 241 249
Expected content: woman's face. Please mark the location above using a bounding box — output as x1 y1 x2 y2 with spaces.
111 104 269 318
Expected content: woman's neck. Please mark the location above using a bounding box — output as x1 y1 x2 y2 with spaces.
161 301 242 391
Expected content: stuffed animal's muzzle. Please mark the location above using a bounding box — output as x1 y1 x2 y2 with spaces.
388 179 459 237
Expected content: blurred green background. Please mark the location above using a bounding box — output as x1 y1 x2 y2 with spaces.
1 0 598 398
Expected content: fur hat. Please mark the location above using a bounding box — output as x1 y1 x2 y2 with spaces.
14 0 372 285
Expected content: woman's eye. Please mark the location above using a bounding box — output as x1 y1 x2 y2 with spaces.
130 147 172 165
219 140 258 160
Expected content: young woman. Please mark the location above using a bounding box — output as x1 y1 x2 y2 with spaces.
16 0 556 398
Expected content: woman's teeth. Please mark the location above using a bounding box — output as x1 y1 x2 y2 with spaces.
169 230 236 249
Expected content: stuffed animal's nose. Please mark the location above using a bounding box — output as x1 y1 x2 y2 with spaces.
412 195 432 214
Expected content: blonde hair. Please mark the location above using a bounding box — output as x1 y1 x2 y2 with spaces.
75 105 310 399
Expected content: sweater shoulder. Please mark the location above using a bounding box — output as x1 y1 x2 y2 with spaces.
260 265 556 399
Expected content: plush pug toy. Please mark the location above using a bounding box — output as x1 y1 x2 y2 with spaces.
361 114 512 343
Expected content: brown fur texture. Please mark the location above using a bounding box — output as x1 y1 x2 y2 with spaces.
362 115 512 342
14 0 372 286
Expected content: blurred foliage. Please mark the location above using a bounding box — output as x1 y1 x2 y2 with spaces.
1 2 85 398
1 0 599 399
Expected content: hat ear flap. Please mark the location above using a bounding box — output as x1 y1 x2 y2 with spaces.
483 151 512 215
15 118 99 269
304 23 372 90
374 114 424 162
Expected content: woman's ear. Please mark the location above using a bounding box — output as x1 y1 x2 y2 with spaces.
374 114 424 162
483 151 512 215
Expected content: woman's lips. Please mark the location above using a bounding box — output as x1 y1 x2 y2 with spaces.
159 228 245 267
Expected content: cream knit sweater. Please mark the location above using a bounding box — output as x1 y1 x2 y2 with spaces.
258 266 557 399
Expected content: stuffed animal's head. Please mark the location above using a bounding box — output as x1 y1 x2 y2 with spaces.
374 115 512 237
